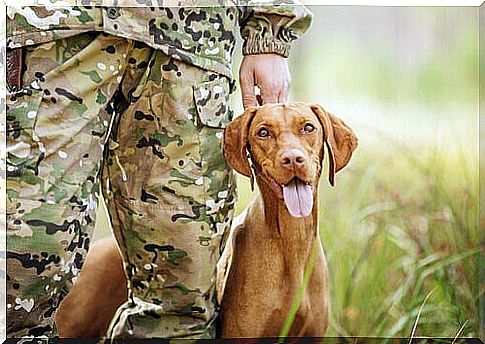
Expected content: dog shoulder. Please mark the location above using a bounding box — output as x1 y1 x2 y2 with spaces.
216 220 246 305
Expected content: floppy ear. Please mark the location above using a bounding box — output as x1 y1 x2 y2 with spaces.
223 106 258 189
310 104 358 186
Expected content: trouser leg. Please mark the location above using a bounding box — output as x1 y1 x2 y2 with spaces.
5 33 148 338
103 51 237 339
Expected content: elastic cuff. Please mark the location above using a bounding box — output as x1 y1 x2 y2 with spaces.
242 36 291 57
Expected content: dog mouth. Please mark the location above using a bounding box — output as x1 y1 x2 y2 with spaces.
265 175 314 218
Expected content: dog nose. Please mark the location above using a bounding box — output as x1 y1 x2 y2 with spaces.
280 149 306 169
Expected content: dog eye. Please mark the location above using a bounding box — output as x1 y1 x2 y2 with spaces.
257 128 270 138
303 123 315 133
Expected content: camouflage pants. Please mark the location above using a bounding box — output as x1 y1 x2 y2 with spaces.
6 32 237 339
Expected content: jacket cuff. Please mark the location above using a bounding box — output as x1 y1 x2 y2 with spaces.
242 36 291 57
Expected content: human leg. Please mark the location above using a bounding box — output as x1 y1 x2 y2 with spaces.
6 33 148 338
103 52 237 339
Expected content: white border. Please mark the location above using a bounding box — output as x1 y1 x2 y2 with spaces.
0 1 482 342
301 0 483 5
1 0 484 6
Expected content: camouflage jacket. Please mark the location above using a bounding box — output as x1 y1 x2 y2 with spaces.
7 1 312 78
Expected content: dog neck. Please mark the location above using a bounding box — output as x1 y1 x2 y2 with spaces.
255 175 319 244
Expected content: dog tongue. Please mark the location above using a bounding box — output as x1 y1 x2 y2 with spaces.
283 178 313 218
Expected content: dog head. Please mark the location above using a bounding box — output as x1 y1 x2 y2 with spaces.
224 102 358 218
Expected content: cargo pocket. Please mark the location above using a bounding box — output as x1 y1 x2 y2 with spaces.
193 77 237 230
193 77 233 129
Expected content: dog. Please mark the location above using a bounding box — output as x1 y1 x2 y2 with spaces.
56 236 128 338
217 102 358 338
56 102 357 339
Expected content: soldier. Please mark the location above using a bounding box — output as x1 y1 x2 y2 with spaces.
6 2 312 339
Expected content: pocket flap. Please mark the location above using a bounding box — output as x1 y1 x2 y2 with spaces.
193 78 233 128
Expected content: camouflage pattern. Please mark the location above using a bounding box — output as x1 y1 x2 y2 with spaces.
7 1 313 78
102 51 238 340
6 32 144 338
6 30 238 339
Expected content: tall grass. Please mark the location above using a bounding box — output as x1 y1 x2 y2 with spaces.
315 137 480 337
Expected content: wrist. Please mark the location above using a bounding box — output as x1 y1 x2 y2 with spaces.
242 36 291 58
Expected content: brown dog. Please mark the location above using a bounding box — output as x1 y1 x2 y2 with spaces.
217 102 358 338
56 102 357 339
56 235 128 338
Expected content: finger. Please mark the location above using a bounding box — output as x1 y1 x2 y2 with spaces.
278 85 288 103
259 84 279 105
278 74 291 103
240 71 257 109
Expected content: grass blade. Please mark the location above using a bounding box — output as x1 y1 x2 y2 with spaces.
408 287 437 343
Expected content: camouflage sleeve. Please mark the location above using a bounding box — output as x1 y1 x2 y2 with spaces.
238 1 313 57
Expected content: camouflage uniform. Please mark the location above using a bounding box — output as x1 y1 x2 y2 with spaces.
6 2 312 339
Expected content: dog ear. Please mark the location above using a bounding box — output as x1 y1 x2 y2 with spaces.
223 106 258 190
310 104 358 186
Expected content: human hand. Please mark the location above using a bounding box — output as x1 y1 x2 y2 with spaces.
239 54 291 109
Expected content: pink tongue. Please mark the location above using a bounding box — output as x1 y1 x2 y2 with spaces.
283 178 313 218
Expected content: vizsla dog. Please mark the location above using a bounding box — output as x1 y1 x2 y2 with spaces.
217 102 358 338
56 102 357 339
56 236 127 338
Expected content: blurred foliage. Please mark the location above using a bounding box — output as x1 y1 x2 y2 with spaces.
321 142 479 337
290 6 478 109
